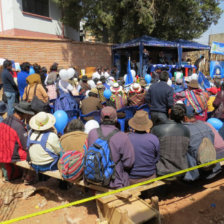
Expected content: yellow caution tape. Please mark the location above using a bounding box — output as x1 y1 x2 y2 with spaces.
1 157 224 224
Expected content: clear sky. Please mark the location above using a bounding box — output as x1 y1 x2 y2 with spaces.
196 1 224 44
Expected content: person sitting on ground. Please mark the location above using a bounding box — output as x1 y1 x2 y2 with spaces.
28 112 61 172
0 101 7 122
183 106 220 181
88 106 135 188
151 104 190 177
80 88 102 121
206 87 217 117
79 75 91 95
100 76 110 89
177 79 209 121
145 71 174 125
128 83 145 107
23 73 48 103
213 82 224 121
109 83 128 110
58 69 78 96
128 111 159 184
60 119 87 153
96 81 106 103
0 101 35 181
17 62 30 98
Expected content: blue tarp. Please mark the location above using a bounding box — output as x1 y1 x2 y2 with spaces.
176 39 210 50
112 35 177 50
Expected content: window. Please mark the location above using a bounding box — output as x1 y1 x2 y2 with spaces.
22 0 49 17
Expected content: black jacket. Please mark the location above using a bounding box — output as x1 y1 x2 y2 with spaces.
2 69 18 93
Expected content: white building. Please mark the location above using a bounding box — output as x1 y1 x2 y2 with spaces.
0 0 80 40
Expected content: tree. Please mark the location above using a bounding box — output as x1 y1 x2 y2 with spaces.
53 0 222 43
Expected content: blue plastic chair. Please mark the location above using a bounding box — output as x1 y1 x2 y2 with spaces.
117 106 137 132
80 110 101 124
136 104 151 118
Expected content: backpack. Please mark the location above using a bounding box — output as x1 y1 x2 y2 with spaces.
59 142 87 181
27 132 59 172
54 89 79 119
197 137 216 170
84 128 119 186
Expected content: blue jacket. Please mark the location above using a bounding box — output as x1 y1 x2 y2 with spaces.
17 71 30 97
145 81 174 113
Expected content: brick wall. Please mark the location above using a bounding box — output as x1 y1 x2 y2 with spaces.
0 36 112 73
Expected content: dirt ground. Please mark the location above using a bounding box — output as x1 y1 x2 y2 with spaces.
1 171 224 224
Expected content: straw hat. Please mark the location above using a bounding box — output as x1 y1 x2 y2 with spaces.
130 83 142 93
128 111 153 131
188 80 199 89
29 112 56 131
90 88 98 95
110 83 122 93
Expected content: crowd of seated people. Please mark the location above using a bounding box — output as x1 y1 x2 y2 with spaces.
1 59 224 190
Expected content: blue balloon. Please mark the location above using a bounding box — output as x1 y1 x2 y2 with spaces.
145 74 151 84
207 118 223 131
103 89 112 99
54 110 68 134
29 66 35 75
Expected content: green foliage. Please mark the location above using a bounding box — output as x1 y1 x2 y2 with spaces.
53 0 222 43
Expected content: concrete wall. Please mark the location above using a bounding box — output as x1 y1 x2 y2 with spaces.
209 33 224 45
0 0 79 40
0 36 112 73
0 0 15 31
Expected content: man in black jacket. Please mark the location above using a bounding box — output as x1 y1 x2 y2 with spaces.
145 71 173 125
2 60 19 116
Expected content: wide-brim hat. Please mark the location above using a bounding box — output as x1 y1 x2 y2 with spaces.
90 88 98 95
110 83 122 93
0 101 8 114
188 80 199 89
128 110 153 131
29 112 56 131
130 83 142 93
14 102 35 115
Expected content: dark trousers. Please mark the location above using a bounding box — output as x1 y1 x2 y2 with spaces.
151 111 168 126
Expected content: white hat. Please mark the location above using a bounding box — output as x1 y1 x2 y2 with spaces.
84 120 100 134
0 58 5 66
87 80 96 89
29 112 56 131
130 83 142 93
67 68 75 79
167 79 172 86
191 73 198 80
59 69 69 80
185 76 192 83
110 82 123 93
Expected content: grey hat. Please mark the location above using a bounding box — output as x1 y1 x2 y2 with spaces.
14 101 35 115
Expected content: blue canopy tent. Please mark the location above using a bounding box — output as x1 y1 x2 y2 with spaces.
112 36 210 77
112 35 177 77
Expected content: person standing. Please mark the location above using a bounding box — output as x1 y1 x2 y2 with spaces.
2 60 19 116
145 71 174 125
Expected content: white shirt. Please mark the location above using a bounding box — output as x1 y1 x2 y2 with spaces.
29 132 61 165
92 72 101 80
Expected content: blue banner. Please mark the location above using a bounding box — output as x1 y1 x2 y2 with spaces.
211 42 224 55
210 61 224 79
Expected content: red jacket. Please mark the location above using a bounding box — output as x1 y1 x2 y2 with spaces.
0 116 27 163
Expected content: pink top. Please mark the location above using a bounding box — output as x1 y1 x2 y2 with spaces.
46 84 57 100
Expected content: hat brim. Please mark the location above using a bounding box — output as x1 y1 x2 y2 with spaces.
29 113 56 131
0 104 8 114
128 117 153 131
110 86 122 93
188 84 199 89
14 104 35 115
